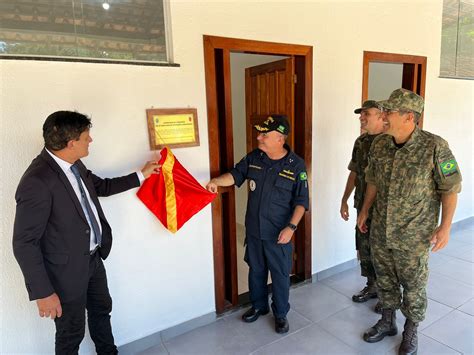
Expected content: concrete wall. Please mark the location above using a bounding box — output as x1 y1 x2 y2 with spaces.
1 0 472 353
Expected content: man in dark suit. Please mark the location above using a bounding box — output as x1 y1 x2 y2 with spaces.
13 111 160 354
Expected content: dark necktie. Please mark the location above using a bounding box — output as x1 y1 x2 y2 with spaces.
71 163 102 247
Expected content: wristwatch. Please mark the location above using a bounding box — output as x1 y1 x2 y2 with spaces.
287 223 297 231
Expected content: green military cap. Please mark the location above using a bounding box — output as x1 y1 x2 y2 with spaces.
354 100 380 114
377 88 424 114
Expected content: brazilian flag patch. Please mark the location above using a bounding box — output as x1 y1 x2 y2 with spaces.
440 159 458 177
277 125 285 133
299 172 307 181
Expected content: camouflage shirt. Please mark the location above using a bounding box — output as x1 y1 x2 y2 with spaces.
365 127 462 250
348 133 380 211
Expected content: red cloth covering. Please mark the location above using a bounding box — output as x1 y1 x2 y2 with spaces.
137 147 216 233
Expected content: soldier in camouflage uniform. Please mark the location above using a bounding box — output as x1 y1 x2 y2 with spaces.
357 89 462 355
340 100 385 313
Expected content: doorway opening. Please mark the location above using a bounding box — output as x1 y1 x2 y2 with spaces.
362 51 427 126
203 35 313 314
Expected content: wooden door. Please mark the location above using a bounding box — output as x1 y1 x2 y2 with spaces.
244 57 298 274
245 58 295 153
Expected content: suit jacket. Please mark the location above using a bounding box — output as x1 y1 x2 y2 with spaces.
13 149 140 302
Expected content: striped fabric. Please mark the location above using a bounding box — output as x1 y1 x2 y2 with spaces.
137 148 216 233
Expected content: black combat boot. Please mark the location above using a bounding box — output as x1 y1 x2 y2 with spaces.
352 278 377 302
374 301 383 314
398 319 418 355
363 308 398 343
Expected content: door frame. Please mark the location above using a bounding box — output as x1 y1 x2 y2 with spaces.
362 51 427 126
203 35 313 313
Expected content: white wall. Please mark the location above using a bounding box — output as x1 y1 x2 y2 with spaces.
368 62 403 100
1 1 473 353
230 53 288 226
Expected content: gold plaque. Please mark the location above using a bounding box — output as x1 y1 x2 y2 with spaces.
146 108 200 149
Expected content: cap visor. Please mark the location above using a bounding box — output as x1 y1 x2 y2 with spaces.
377 99 396 110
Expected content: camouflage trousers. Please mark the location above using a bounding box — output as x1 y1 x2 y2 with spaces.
371 238 429 323
355 215 376 280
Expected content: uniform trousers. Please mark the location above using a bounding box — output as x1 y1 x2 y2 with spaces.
371 237 430 323
54 252 118 355
355 215 376 280
244 235 293 318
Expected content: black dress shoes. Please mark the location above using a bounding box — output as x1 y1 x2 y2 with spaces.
352 285 378 303
275 317 289 334
241 307 269 323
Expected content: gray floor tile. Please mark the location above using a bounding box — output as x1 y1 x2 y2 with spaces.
427 272 474 308
290 282 353 323
458 298 474 316
162 318 229 355
356 297 381 314
163 309 311 354
384 333 461 354
421 310 474 354
320 267 368 300
318 304 402 354
438 239 471 258
456 245 474 263
138 343 168 355
429 251 458 269
453 229 474 244
132 232 474 355
420 299 455 330
452 219 474 232
252 323 357 355
395 299 453 331
430 257 474 286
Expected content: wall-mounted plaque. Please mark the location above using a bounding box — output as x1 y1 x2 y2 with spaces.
146 108 199 149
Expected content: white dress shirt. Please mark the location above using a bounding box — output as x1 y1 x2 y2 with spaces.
46 150 145 251
46 149 102 251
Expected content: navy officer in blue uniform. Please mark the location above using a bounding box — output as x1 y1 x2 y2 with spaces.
206 115 309 334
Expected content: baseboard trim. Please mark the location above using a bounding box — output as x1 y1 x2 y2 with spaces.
117 312 216 355
312 258 359 282
118 331 163 355
161 312 216 342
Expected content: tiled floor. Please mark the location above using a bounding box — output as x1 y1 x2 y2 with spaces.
139 221 473 354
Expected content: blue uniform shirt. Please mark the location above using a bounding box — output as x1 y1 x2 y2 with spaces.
230 146 309 240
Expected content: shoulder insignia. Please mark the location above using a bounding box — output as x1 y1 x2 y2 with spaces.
440 159 458 177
